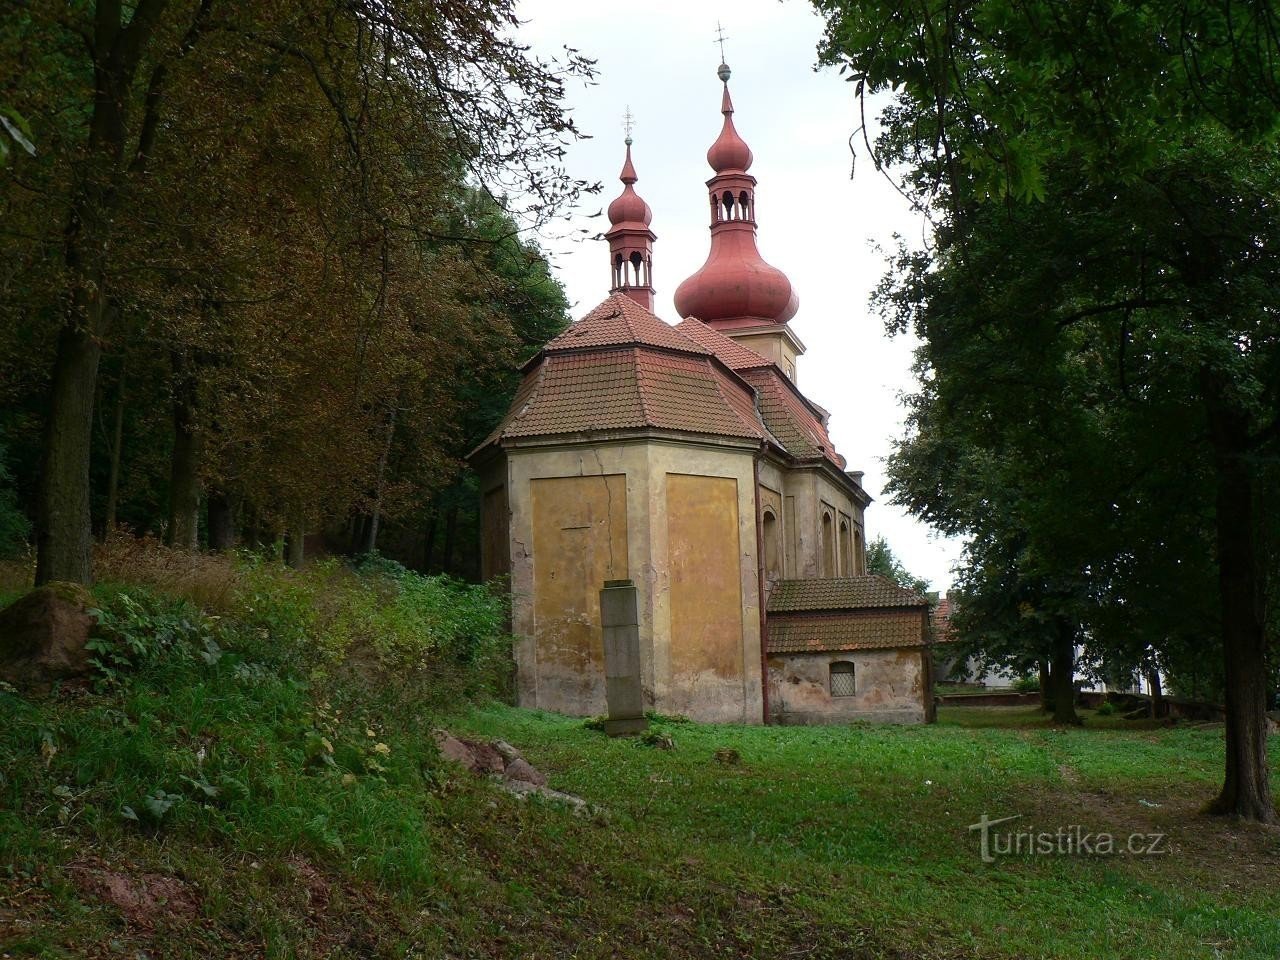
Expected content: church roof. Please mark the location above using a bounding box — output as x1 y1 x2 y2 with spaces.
740 368 845 468
768 576 929 613
481 296 770 448
673 316 772 369
766 609 927 654
542 294 709 358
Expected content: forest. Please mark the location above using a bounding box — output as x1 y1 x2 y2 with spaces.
0 1 580 582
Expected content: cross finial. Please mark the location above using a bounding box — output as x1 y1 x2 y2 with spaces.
714 20 729 64
622 106 635 145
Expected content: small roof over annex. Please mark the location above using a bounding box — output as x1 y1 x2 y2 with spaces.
767 576 929 613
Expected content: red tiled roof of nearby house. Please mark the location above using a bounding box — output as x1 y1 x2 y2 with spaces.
931 595 956 643
673 316 772 369
766 609 927 653
767 576 928 613
544 293 710 356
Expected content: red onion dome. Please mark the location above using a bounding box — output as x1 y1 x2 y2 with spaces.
607 141 652 227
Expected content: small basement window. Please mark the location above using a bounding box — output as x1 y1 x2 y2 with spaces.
830 661 856 698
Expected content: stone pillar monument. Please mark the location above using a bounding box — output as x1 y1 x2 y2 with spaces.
599 579 648 736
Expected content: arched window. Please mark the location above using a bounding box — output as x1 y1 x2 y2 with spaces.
739 190 751 220
854 529 864 575
839 520 852 575
830 661 856 697
821 512 835 577
762 509 781 582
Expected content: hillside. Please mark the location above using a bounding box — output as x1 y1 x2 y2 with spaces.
1 552 1279 959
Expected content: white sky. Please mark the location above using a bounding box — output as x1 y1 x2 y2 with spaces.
517 0 963 592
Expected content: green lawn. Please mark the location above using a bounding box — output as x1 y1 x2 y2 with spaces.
3 672 1278 959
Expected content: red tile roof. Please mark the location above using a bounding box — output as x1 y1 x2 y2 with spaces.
767 576 928 613
545 294 710 356
673 316 772 369
740 368 846 468
488 347 766 443
766 609 927 653
930 596 956 643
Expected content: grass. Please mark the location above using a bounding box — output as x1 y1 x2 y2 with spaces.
0 550 1276 958
4 665 1278 959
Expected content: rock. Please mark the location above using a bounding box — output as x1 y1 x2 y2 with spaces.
432 730 474 768
499 779 595 816
0 583 95 691
493 739 522 764
431 729 506 775
713 747 741 766
503 757 547 787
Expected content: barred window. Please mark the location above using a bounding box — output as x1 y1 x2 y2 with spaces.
830 661 856 698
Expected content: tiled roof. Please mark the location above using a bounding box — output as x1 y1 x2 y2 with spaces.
767 576 929 613
931 596 956 643
545 294 710 356
489 347 767 443
766 610 927 653
740 369 846 468
673 317 772 369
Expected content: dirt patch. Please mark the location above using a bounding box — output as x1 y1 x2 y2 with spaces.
69 856 200 928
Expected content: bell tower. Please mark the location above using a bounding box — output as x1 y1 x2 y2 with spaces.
604 120 657 311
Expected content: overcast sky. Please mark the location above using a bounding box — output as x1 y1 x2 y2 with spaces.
516 0 964 592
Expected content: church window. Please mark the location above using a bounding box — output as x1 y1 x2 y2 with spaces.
839 519 852 575
830 661 856 697
762 508 781 581
821 512 835 577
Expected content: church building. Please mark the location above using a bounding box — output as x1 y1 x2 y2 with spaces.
470 63 934 725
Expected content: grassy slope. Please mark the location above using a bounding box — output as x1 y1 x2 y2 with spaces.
3 653 1279 960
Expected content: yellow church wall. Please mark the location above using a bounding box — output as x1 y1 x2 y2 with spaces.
502 443 657 715
666 473 743 684
642 442 763 723
528 474 629 716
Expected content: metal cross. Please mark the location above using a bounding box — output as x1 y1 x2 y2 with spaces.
622 106 635 143
714 21 730 63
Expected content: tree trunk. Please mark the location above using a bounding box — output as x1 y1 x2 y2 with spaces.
1146 666 1164 719
1038 657 1050 712
166 351 201 551
286 511 305 569
1203 371 1275 821
36 2 166 584
207 490 234 551
102 355 127 539
362 405 397 555
1050 621 1080 725
442 505 458 575
422 507 438 572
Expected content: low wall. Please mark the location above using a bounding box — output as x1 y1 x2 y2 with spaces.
936 691 1041 708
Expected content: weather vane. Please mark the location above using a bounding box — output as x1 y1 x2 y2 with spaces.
714 21 730 64
622 106 635 144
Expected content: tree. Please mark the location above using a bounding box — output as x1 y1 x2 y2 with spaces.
865 536 930 597
8 1 593 584
815 0 1280 819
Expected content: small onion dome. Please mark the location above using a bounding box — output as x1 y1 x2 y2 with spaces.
607 141 653 227
707 83 752 174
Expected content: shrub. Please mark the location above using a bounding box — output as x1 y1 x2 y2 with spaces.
1096 700 1116 716
87 588 221 682
1012 675 1041 694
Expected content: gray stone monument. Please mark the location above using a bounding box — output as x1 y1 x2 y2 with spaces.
599 579 648 736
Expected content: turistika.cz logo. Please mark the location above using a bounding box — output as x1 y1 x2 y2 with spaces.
968 813 1169 864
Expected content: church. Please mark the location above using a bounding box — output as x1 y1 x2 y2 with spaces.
470 62 934 726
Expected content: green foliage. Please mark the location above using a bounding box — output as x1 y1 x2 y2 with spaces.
1096 700 1117 717
1012 674 1040 695
86 590 220 683
0 438 29 559
865 535 930 596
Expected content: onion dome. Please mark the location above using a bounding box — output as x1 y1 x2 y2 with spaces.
674 64 798 328
607 140 653 227
707 80 753 174
605 136 656 311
